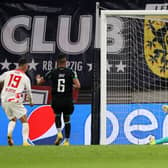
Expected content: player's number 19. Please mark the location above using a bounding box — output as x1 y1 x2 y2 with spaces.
7 74 22 88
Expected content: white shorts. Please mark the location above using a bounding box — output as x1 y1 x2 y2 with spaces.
2 102 27 120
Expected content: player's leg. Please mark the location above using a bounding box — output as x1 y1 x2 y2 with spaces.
19 115 31 146
2 102 16 146
14 103 31 146
51 103 63 145
155 137 168 144
63 115 71 146
55 113 62 134
62 103 74 146
149 135 168 145
7 118 16 146
54 113 63 145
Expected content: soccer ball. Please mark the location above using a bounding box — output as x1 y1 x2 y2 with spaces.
162 105 168 113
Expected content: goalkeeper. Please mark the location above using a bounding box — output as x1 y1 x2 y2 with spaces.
149 136 168 145
149 104 168 145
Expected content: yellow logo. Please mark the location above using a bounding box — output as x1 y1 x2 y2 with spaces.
144 16 168 78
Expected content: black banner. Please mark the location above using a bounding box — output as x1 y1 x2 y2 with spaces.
0 2 95 91
0 1 168 104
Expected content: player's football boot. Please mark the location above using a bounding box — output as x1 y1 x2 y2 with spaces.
149 135 156 145
7 136 14 146
54 132 63 145
63 140 70 146
23 142 32 146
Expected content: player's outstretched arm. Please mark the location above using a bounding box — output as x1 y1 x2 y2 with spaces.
25 77 34 106
73 78 80 89
28 97 34 106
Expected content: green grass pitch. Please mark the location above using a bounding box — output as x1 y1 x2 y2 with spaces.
0 145 168 168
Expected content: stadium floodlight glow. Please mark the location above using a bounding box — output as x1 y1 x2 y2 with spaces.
100 10 168 145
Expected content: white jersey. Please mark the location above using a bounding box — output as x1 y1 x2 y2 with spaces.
0 69 32 103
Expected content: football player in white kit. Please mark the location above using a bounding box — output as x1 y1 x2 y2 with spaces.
0 57 33 146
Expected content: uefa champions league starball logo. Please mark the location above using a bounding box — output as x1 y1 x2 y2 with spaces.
144 16 168 78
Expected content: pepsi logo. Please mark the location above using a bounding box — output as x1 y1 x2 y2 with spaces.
28 105 56 145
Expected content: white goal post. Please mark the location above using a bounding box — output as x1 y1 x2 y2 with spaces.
100 10 168 145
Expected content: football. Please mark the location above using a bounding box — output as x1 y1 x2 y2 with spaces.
162 105 168 113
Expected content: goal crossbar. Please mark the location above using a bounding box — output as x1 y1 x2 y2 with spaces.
101 10 168 16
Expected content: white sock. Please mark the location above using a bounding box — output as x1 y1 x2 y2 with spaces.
8 121 16 137
57 128 62 133
22 123 29 143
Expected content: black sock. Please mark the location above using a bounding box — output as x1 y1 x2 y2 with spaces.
65 122 71 139
55 116 61 129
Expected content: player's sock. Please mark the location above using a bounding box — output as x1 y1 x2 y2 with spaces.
155 137 168 144
7 121 16 146
65 138 70 142
57 128 62 133
55 115 61 130
22 123 29 144
65 121 71 140
54 115 63 145
8 121 16 137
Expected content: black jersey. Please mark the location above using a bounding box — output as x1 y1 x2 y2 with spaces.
44 67 78 98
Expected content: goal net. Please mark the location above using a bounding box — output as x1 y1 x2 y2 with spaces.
100 10 168 144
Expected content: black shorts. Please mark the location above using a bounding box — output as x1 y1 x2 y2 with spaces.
51 97 74 116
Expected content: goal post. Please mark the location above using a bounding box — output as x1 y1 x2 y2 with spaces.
100 10 168 145
100 11 107 145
